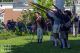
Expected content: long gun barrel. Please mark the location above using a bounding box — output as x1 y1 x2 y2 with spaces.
52 4 60 11
30 2 53 13
52 4 63 14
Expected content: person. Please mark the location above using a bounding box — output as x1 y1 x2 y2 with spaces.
47 10 61 47
10 19 16 32
59 10 72 48
32 23 36 33
78 16 80 33
34 12 45 44
17 21 25 36
73 15 79 37
6 20 12 30
46 19 52 32
6 19 16 32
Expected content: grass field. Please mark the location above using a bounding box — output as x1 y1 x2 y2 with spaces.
0 34 80 53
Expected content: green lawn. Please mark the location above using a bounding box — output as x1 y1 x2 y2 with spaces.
0 34 80 53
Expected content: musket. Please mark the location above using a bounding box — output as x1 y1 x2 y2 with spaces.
31 2 63 13
30 2 54 13
52 4 60 11
31 3 47 13
52 4 64 15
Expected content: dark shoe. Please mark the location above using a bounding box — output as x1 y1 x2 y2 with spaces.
38 39 39 43
67 46 71 49
40 39 42 44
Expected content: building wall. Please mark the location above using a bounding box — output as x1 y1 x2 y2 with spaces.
4 9 21 24
4 9 12 24
0 0 32 24
13 10 21 21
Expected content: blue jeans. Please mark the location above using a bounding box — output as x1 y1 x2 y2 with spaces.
37 27 43 40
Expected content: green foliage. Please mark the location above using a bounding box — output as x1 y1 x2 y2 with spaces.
32 0 53 18
20 0 53 25
20 10 35 25
38 0 53 8
65 0 73 6
19 10 35 34
39 0 53 16
0 31 16 40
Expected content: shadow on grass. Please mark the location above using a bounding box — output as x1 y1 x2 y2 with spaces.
10 40 80 53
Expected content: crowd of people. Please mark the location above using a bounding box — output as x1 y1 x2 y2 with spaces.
33 9 72 49
0 19 26 34
32 6 80 49
33 9 79 49
0 8 80 49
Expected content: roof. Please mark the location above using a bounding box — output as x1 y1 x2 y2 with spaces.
13 3 26 8
0 2 14 4
0 0 32 9
0 2 29 9
13 0 27 3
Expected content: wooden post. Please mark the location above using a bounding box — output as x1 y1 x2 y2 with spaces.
72 0 77 37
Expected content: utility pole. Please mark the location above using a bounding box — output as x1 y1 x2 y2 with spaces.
72 0 78 37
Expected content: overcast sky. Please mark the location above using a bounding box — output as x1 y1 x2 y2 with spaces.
33 0 37 3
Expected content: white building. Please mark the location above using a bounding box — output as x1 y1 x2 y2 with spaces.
0 0 32 24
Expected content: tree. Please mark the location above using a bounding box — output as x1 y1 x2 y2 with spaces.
20 0 54 25
65 0 73 6
38 0 53 8
32 0 53 18
18 10 34 25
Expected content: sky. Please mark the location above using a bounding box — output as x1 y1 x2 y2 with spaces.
33 0 37 3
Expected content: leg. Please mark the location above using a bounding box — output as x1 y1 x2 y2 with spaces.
65 32 71 48
60 31 66 48
37 27 43 44
53 33 59 47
